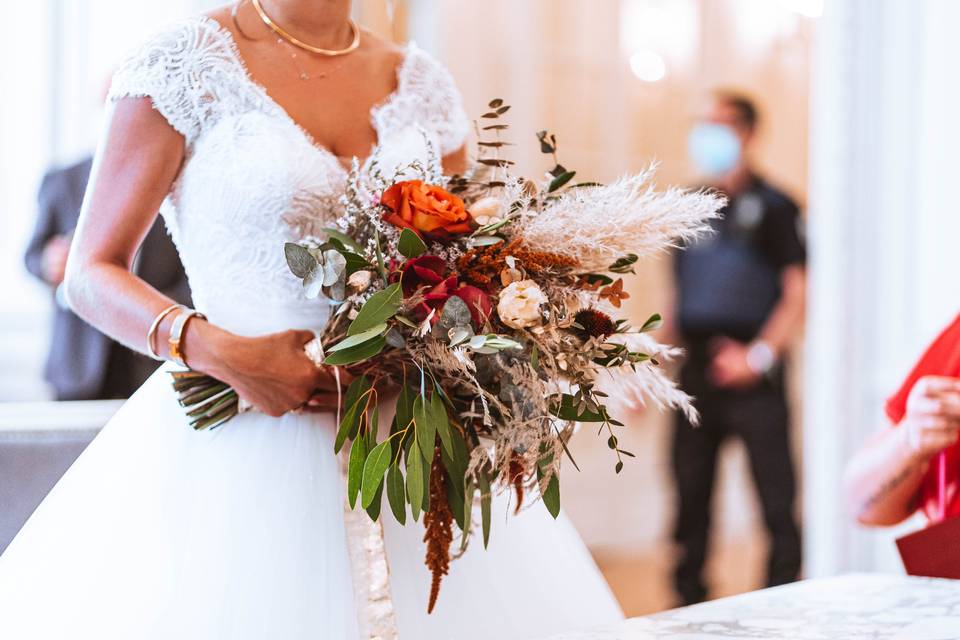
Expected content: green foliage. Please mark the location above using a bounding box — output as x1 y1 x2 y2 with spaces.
323 335 386 366
386 464 406 525
320 227 364 254
347 435 369 509
398 228 428 259
640 313 663 332
361 439 393 509
347 283 402 336
327 324 387 352
406 445 425 522
413 395 436 463
609 253 639 274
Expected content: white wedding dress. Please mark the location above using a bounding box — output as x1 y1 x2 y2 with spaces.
0 17 623 639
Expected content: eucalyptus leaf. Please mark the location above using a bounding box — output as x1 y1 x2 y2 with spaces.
348 283 402 336
326 278 346 302
430 392 454 460
347 436 369 509
395 315 418 329
365 481 384 521
323 336 386 366
406 445 424 522
369 404 380 441
302 264 325 299
361 439 393 509
467 235 504 248
478 470 492 548
397 228 428 259
322 250 347 286
472 216 515 237
284 242 317 278
334 376 371 453
448 326 473 347
327 324 388 352
414 395 436 463
446 474 466 530
341 251 371 276
460 480 476 551
334 397 363 454
437 296 471 332
386 464 406 525
540 468 561 519
548 170 577 193
394 386 415 432
320 227 364 254
640 313 663 333
609 253 639 274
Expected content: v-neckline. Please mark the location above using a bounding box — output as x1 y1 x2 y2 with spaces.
200 15 413 171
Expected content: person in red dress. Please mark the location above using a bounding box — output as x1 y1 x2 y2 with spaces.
845 314 960 524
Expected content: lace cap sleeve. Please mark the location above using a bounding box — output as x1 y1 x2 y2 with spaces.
108 17 236 144
377 43 471 156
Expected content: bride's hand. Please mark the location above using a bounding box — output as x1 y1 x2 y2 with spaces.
302 368 355 413
216 329 335 417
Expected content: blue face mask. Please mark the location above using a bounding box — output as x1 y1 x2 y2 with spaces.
688 123 741 177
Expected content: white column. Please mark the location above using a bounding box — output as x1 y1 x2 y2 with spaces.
805 0 960 576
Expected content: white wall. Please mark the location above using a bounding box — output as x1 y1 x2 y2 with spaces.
805 0 960 577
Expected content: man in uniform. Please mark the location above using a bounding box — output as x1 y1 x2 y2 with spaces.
671 91 807 604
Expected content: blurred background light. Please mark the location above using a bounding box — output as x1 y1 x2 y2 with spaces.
629 49 667 82
780 0 824 19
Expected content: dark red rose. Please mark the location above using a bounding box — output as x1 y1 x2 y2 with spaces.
449 284 493 328
397 256 492 328
399 255 448 297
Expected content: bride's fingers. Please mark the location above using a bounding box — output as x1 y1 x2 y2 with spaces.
302 392 341 412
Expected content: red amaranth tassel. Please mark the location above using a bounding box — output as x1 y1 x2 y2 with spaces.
424 446 453 614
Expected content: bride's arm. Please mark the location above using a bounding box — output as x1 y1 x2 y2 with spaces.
442 145 468 176
65 98 333 416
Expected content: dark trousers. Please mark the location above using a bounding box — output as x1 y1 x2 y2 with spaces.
671 358 801 605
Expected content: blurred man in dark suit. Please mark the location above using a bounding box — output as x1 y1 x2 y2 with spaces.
24 156 190 400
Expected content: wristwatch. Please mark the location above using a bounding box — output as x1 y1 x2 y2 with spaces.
746 340 777 375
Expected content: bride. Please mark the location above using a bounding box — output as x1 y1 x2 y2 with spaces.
0 1 623 638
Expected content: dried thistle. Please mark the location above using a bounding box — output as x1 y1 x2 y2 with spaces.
573 308 616 340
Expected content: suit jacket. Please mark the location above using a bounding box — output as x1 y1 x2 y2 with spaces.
24 157 191 400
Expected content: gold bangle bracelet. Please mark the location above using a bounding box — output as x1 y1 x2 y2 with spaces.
168 309 207 367
146 304 187 360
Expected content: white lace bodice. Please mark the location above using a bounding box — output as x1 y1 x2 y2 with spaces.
109 16 470 336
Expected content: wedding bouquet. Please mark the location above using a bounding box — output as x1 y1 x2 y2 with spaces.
172 100 723 612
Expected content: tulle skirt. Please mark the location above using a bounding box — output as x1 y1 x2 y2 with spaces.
0 366 623 639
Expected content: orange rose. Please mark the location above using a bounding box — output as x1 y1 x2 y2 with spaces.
381 180 473 238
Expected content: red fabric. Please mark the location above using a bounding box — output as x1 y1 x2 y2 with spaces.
885 313 960 520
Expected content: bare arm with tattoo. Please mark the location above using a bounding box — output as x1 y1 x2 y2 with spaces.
844 376 960 525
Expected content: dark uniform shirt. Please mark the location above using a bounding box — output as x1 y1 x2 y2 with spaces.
675 175 806 344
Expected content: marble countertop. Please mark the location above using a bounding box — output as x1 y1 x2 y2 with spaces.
542 574 960 640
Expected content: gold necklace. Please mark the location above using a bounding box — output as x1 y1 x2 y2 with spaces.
251 0 360 57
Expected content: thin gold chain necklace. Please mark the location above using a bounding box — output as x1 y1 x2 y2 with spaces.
251 0 360 57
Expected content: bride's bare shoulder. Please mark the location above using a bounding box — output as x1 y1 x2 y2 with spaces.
357 28 407 73
202 5 235 28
